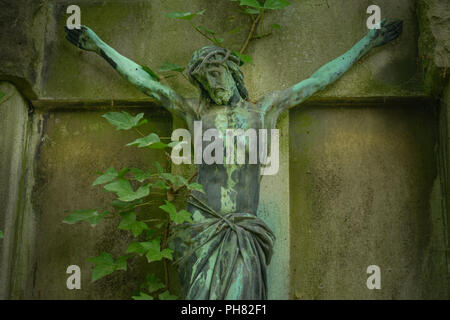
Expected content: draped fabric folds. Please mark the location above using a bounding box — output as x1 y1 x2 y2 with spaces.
169 196 275 300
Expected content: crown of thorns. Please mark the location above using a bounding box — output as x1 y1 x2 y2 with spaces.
186 46 240 81
186 45 249 101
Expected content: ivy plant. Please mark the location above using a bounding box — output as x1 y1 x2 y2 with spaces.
141 0 291 84
61 0 291 299
63 111 203 300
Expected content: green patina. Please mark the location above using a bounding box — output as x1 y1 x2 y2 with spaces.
65 18 403 299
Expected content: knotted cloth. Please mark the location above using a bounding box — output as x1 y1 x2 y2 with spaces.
169 195 275 299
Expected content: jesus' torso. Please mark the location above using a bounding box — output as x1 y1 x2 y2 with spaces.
186 99 267 216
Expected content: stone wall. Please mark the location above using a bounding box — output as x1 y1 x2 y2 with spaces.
290 99 446 299
0 0 449 299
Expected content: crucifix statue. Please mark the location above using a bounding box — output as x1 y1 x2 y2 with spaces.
65 17 402 300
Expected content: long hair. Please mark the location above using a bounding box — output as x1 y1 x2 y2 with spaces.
186 45 249 102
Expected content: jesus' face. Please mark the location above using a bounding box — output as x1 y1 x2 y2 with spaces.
196 57 236 105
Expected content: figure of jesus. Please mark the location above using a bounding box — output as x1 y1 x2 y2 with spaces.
65 18 402 300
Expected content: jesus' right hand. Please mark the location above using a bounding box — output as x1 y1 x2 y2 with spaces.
65 25 101 52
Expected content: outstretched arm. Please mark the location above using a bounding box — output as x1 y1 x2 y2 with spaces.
65 26 192 119
260 19 403 123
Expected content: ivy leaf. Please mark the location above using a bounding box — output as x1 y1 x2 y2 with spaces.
111 199 142 211
174 210 193 224
93 167 118 186
228 27 242 34
271 23 281 30
114 256 129 271
166 9 206 20
141 274 165 293
264 0 290 9
159 62 185 73
118 167 130 178
88 252 128 282
159 291 177 300
121 184 151 202
89 251 114 265
104 178 132 197
126 242 149 255
160 172 177 185
104 179 150 202
175 175 189 186
141 65 160 82
130 168 152 182
154 162 164 174
63 210 110 227
127 133 167 149
0 230 3 239
144 238 174 262
240 0 262 8
159 201 193 224
132 292 154 300
187 183 205 193
167 141 181 148
102 112 147 131
245 8 261 14
160 173 186 187
144 229 157 240
154 180 168 190
196 25 216 35
119 212 149 237
232 51 252 65
159 200 177 216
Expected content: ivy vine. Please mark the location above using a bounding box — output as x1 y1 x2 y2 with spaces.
64 111 203 300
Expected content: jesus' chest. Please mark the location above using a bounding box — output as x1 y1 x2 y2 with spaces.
199 104 263 134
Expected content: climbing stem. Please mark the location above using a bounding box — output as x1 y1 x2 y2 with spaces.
240 10 263 54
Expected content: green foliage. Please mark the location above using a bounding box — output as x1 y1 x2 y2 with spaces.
160 200 193 224
141 274 165 293
130 168 152 182
0 91 5 100
93 167 119 186
240 0 261 8
271 23 281 30
63 1 290 300
165 0 290 70
126 133 168 149
240 0 290 9
63 110 203 299
159 290 178 300
232 51 253 64
263 0 291 10
132 292 154 300
0 230 3 239
105 179 151 202
127 238 173 262
187 182 205 193
119 212 149 237
88 252 129 282
166 9 206 20
159 62 185 73
102 112 147 131
141 65 160 82
63 210 111 227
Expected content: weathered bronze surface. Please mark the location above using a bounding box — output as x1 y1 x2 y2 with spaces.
65 19 402 299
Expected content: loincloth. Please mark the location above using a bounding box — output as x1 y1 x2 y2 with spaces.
168 195 275 300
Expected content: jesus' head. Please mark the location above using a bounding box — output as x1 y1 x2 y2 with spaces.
186 45 249 105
